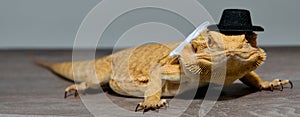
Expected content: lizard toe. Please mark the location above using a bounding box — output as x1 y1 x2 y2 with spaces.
64 84 80 98
135 99 168 113
260 79 293 91
64 89 78 98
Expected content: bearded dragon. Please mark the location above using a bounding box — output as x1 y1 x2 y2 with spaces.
36 29 293 112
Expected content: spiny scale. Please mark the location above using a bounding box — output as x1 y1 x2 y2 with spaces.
185 64 202 74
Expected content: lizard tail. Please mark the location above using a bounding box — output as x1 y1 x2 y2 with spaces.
30 56 113 83
30 57 54 69
30 57 75 81
35 60 54 69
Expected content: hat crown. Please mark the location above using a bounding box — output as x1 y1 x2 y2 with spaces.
207 9 264 32
219 9 252 27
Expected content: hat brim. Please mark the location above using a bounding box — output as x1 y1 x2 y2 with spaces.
207 25 264 32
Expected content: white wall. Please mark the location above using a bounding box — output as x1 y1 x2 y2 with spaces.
1 0 299 49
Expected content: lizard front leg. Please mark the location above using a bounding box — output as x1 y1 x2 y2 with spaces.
135 65 168 112
240 71 293 91
135 90 168 112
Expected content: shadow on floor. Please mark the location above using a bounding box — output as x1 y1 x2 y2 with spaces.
97 83 257 101
175 83 257 101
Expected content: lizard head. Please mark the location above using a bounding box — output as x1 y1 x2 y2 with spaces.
181 30 266 82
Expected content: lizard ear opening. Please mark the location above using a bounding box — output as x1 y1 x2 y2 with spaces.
191 30 209 53
245 32 258 48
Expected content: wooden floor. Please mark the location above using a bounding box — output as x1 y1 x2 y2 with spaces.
0 47 299 117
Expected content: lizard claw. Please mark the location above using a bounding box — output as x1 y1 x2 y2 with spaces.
135 104 140 112
64 91 67 98
74 90 79 97
143 106 148 114
289 80 293 89
279 82 283 91
270 84 274 91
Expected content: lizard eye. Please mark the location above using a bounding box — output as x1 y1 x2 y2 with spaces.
208 38 211 44
207 38 214 47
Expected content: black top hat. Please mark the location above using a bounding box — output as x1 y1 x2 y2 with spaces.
207 9 264 32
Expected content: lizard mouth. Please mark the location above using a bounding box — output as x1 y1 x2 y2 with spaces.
196 49 262 63
227 50 259 60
